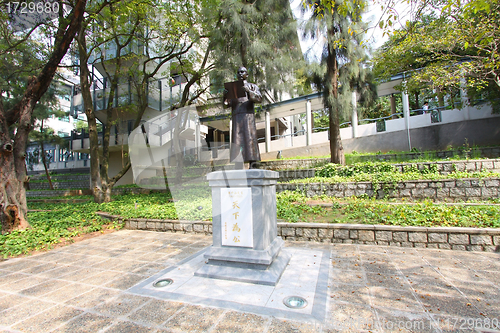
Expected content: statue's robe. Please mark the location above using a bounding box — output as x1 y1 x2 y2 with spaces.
228 82 262 163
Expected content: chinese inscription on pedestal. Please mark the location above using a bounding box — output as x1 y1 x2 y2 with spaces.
221 188 253 247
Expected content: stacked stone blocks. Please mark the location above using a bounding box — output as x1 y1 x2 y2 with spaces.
277 178 500 201
95 211 500 253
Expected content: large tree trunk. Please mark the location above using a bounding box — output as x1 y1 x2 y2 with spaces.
0 113 30 233
39 119 54 190
40 141 54 190
326 26 345 165
77 26 103 203
0 0 87 233
329 109 344 165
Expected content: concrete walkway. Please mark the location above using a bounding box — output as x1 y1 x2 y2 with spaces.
0 230 499 332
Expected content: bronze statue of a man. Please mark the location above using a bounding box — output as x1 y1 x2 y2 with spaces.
223 67 262 168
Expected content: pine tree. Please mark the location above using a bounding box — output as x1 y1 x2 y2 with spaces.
210 0 304 99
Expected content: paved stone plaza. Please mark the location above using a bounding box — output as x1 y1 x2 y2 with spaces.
0 230 499 332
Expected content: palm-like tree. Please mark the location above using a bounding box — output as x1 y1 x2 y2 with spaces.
302 0 371 164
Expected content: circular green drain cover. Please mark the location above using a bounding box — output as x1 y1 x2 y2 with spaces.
153 278 173 288
283 296 308 309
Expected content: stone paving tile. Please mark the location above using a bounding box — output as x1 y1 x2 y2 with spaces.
374 307 435 333
362 260 400 275
51 312 114 333
135 252 173 262
449 279 500 299
163 304 224 332
167 248 204 262
437 267 488 283
329 284 371 305
0 275 47 292
57 266 104 282
43 282 95 303
386 248 420 256
368 287 422 312
133 263 171 276
104 273 148 290
19 262 59 275
29 251 61 262
267 318 319 333
330 259 363 271
416 293 483 318
407 277 462 298
0 272 30 289
93 294 150 317
73 255 109 267
104 320 158 333
359 252 391 262
114 250 152 261
78 270 125 286
325 301 379 332
365 272 408 290
127 299 184 326
153 247 181 255
35 264 81 279
111 260 149 272
0 294 31 312
92 249 126 258
49 253 89 264
0 298 55 326
65 287 121 308
330 269 365 285
464 259 500 272
0 259 41 272
396 264 442 280
137 244 167 252
472 298 500 319
424 257 467 270
19 278 68 297
11 304 83 333
475 270 500 287
212 311 269 333
88 257 126 270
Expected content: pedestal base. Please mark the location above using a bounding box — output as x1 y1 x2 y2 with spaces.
203 237 284 265
195 249 291 286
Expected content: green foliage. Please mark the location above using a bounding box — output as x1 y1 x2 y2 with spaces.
296 160 498 184
0 203 116 257
373 2 500 109
210 0 304 95
317 161 395 177
276 191 324 222
275 193 500 228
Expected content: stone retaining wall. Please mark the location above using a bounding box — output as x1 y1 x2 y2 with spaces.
277 178 500 201
27 189 92 197
29 174 90 181
259 158 329 171
28 181 89 190
96 213 500 252
277 159 500 182
26 187 163 198
260 149 500 171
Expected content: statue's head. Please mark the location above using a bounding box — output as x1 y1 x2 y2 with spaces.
237 67 248 81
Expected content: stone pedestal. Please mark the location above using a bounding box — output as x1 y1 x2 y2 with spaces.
195 169 290 285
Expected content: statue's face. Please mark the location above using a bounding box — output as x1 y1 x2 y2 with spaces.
237 67 248 80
